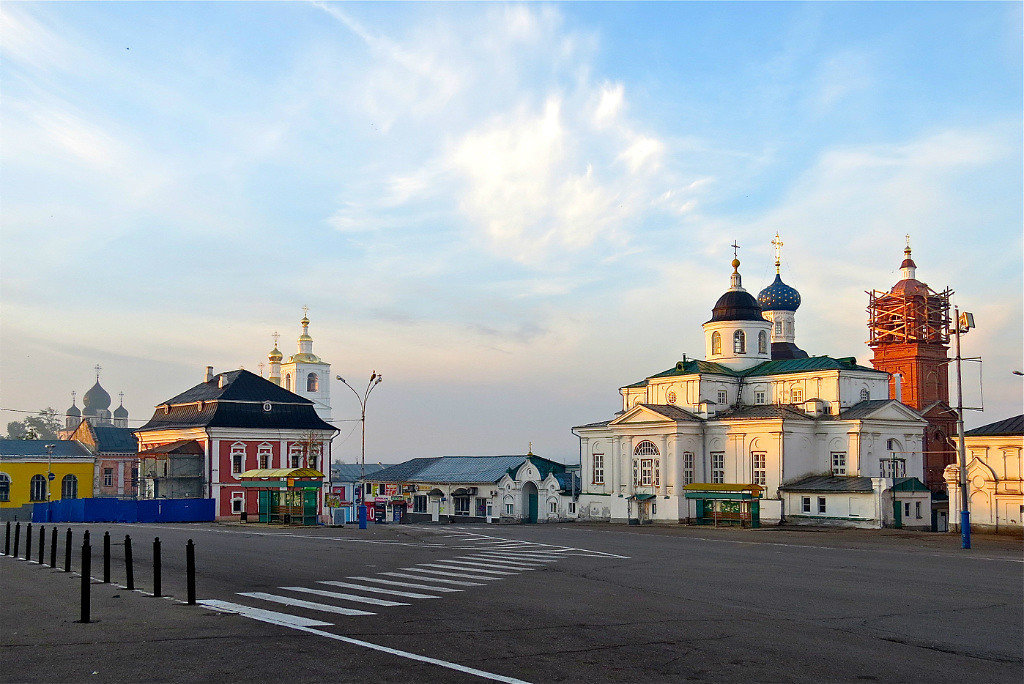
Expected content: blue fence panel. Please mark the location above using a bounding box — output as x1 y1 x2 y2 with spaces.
31 497 214 523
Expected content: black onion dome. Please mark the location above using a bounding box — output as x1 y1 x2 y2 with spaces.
113 403 129 418
82 381 111 411
66 403 81 417
710 290 766 322
757 274 801 312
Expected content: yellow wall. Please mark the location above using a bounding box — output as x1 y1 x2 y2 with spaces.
0 460 95 508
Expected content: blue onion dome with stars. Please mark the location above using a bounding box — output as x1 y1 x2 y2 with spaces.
757 274 801 312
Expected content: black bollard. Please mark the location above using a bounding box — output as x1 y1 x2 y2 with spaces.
4 520 9 555
186 539 196 605
24 523 32 560
13 522 20 558
80 538 91 623
152 537 161 597
38 526 45 564
124 535 134 591
50 526 57 567
103 532 110 583
64 528 72 572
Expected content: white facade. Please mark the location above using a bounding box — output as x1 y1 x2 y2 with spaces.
944 424 1023 532
268 314 332 423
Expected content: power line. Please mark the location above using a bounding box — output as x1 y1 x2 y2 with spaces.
0 406 361 426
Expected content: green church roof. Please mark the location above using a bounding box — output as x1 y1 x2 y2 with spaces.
623 356 881 390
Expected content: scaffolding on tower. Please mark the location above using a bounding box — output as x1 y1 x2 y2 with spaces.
866 285 953 347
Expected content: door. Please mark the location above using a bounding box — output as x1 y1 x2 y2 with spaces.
429 498 440 522
893 499 903 529
524 482 538 523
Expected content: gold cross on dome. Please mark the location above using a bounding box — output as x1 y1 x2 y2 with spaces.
905 234 911 249
771 233 783 272
302 305 310 318
731 240 740 259
272 331 280 346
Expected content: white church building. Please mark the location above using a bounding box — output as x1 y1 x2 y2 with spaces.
573 243 930 528
266 311 332 424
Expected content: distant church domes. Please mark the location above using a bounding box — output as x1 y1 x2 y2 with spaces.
758 274 801 312
82 380 111 414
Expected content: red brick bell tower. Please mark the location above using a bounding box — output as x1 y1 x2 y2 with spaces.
867 239 957 491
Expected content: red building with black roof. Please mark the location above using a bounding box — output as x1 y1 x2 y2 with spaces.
135 367 337 519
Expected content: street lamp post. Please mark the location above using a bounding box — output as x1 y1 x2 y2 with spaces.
336 372 383 483
952 306 974 550
45 443 55 522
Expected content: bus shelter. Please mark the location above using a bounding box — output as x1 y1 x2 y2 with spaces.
683 483 763 528
239 468 324 526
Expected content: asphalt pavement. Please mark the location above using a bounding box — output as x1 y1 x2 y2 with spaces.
1 521 1020 683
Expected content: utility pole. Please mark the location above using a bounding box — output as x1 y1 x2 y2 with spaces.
953 305 972 550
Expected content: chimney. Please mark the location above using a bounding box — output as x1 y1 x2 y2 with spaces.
205 366 214 382
218 374 229 389
893 373 903 403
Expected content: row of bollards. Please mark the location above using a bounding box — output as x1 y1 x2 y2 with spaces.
3 521 197 624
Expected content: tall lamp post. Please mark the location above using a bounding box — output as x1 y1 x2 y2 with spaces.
336 372 383 482
45 443 55 523
952 306 974 550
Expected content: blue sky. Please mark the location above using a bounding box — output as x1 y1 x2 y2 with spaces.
1 2 1020 462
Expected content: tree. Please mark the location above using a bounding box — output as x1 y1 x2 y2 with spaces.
5 408 62 440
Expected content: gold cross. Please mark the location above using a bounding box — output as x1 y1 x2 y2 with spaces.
272 331 280 347
771 233 783 271
302 305 310 318
731 240 740 259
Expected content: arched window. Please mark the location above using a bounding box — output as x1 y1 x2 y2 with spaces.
30 475 47 502
289 443 304 468
307 372 319 392
711 331 722 355
0 473 10 502
257 442 273 469
285 373 292 391
758 331 768 354
230 442 246 474
632 441 661 487
62 474 78 500
733 330 746 354
859 388 870 402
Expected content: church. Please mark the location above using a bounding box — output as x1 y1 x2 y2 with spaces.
573 238 931 528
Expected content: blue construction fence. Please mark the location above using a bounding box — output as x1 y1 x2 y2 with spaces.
32 498 215 524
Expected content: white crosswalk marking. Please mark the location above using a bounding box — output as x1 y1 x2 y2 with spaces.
318 581 440 599
199 599 335 627
382 571 484 586
401 567 502 581
282 586 410 606
238 592 376 616
349 576 464 592
449 558 539 570
418 563 518 576
469 552 558 562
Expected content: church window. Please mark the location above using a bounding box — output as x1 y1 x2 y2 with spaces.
0 473 10 502
879 458 906 478
549 500 557 514
61 474 78 500
592 453 604 485
257 443 273 469
711 331 722 355
290 444 304 468
792 387 804 403
859 388 869 402
103 468 114 487
285 374 292 391
640 460 653 486
30 474 47 502
230 442 246 474
733 330 746 354
831 452 847 476
634 440 659 457
751 452 766 486
775 321 783 336
758 331 768 354
711 452 725 484
717 389 727 405
307 372 319 392
505 503 514 516
683 453 694 485
755 390 766 405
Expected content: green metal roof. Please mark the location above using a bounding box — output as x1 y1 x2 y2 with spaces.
889 477 930 493
624 355 880 389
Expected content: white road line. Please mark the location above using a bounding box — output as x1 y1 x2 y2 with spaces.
202 600 527 683
383 571 485 586
238 592 376 616
198 599 334 627
282 586 411 606
419 563 518 576
470 552 559 562
402 567 503 581
318 581 440 599
350 576 464 592
450 558 540 570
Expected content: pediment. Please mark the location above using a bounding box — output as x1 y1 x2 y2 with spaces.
855 401 927 423
610 404 681 426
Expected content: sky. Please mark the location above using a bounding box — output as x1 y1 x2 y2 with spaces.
1 1 1021 464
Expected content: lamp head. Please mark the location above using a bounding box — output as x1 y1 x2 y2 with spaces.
336 375 345 382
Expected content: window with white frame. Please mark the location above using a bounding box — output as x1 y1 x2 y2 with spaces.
831 452 847 476
62 474 78 499
103 468 114 487
801 496 811 513
711 331 722 355
758 331 768 354
775 320 783 336
859 388 870 401
307 372 319 392
0 473 9 502
29 474 47 501
289 444 304 468
568 502 576 514
754 389 766 405
549 500 557 513
683 452 694 485
817 497 826 514
915 501 921 519
717 389 727 405
454 496 470 516
733 330 746 354
231 442 246 474
904 502 911 517
592 452 604 484
711 452 725 484
505 503 514 516
231 493 244 514
751 452 766 486
257 442 272 469
792 387 804 403
632 441 660 487
879 458 906 478
413 495 427 513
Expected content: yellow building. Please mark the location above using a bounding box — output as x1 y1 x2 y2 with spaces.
0 440 95 515
945 415 1023 533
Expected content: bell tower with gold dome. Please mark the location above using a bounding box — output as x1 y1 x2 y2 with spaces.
272 308 332 423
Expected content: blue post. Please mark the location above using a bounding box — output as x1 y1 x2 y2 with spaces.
961 510 971 549
358 505 367 530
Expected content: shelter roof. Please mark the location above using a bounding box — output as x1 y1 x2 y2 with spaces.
239 468 324 479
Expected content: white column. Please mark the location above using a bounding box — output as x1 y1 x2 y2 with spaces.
580 437 589 491
659 434 668 497
626 436 635 495
610 437 620 494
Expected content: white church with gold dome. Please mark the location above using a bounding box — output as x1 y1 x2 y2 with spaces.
264 310 332 424
572 238 933 529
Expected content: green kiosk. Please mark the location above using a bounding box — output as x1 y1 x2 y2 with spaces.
683 483 763 528
239 468 324 526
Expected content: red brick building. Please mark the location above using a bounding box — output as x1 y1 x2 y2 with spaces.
135 368 337 519
868 242 957 491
